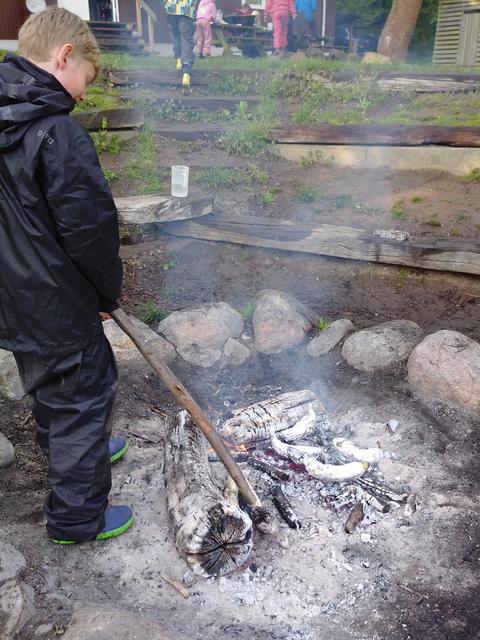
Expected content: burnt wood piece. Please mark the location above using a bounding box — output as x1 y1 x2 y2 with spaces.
271 485 301 529
115 194 214 224
164 410 253 577
269 125 480 147
220 390 325 445
72 107 142 130
344 502 364 534
164 215 480 277
248 457 291 482
108 69 224 87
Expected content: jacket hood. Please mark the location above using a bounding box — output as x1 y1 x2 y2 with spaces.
0 54 75 150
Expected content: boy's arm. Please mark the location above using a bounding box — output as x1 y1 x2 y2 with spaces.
38 117 122 312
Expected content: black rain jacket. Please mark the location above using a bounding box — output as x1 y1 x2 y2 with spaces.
0 55 122 355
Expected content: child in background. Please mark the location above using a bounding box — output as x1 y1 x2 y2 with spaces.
264 0 297 55
196 0 217 58
164 0 196 91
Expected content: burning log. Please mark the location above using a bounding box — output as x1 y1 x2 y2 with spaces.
164 411 253 577
221 390 325 445
353 478 408 504
270 430 368 482
271 485 302 529
332 437 387 465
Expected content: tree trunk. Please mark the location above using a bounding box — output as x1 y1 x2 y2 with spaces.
377 0 423 61
164 411 253 577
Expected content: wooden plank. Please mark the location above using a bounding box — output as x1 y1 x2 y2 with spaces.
377 77 480 92
148 95 258 111
108 69 224 87
115 194 214 224
378 71 480 82
163 215 480 276
72 107 143 130
269 125 480 147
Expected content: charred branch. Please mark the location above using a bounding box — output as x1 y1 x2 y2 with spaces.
271 485 302 529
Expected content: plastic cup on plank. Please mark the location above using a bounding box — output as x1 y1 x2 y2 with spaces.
171 165 189 198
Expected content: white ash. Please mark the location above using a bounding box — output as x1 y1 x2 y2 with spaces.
373 228 412 241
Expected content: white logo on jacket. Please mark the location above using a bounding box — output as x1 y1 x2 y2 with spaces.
37 130 54 145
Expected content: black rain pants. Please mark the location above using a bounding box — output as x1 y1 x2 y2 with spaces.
14 334 117 542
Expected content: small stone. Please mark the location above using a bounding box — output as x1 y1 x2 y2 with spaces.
361 561 370 568
0 350 24 401
307 319 354 357
0 433 15 469
387 419 399 433
182 571 195 588
35 623 54 636
360 533 372 543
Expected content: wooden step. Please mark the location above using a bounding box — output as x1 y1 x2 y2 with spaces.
88 21 132 29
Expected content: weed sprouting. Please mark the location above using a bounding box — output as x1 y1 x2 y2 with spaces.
261 187 281 205
161 254 177 271
220 122 269 156
239 300 255 320
464 168 480 182
313 316 331 332
411 195 423 203
91 118 121 155
295 186 323 203
426 216 442 227
121 127 165 194
119 225 142 244
354 204 383 216
102 167 117 183
333 194 352 209
391 201 406 218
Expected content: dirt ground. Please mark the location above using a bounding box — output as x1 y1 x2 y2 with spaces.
1 66 480 640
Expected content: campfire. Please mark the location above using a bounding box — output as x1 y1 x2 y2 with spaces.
164 390 412 578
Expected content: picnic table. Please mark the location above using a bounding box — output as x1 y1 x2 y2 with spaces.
212 22 273 58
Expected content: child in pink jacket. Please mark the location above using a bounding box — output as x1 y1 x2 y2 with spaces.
196 0 217 57
264 0 296 53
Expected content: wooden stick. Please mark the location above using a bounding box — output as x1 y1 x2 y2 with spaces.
110 308 262 509
160 574 190 598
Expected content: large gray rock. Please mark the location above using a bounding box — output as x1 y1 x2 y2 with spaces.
342 320 423 372
253 290 311 355
103 318 176 365
307 319 354 357
0 581 35 639
408 330 480 412
62 607 186 640
218 338 251 369
0 433 15 469
158 303 244 367
0 350 23 401
0 542 26 585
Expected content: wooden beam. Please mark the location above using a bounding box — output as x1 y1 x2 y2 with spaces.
72 107 142 130
115 194 214 224
146 94 258 112
270 125 480 147
108 69 224 87
163 215 480 276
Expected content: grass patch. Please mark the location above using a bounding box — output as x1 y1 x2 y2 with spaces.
75 85 126 113
220 122 269 156
313 316 331 333
391 201 407 218
102 167 117 183
133 300 170 325
426 216 442 227
464 168 480 182
239 300 255 320
193 164 268 191
333 194 352 209
260 186 281 205
295 185 323 203
161 254 177 271
121 127 165 194
119 225 142 244
393 267 411 293
411 195 423 203
159 285 176 298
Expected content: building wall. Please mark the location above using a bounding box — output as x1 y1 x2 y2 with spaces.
433 0 480 65
0 0 29 40
58 0 90 20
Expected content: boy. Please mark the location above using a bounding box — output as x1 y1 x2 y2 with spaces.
0 8 133 543
163 0 196 92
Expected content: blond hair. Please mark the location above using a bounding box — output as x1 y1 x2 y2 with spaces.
18 7 101 78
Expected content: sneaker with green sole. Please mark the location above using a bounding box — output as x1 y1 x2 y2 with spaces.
51 505 134 545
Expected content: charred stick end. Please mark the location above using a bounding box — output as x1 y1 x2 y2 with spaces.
271 485 302 530
344 502 365 534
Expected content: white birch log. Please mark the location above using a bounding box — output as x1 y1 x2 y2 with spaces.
164 410 253 577
221 390 326 444
270 431 368 482
332 437 387 465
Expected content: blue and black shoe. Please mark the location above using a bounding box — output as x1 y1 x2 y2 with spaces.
109 436 128 464
51 505 134 545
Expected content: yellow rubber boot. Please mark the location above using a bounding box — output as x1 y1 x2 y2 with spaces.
182 72 191 94
175 58 182 71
